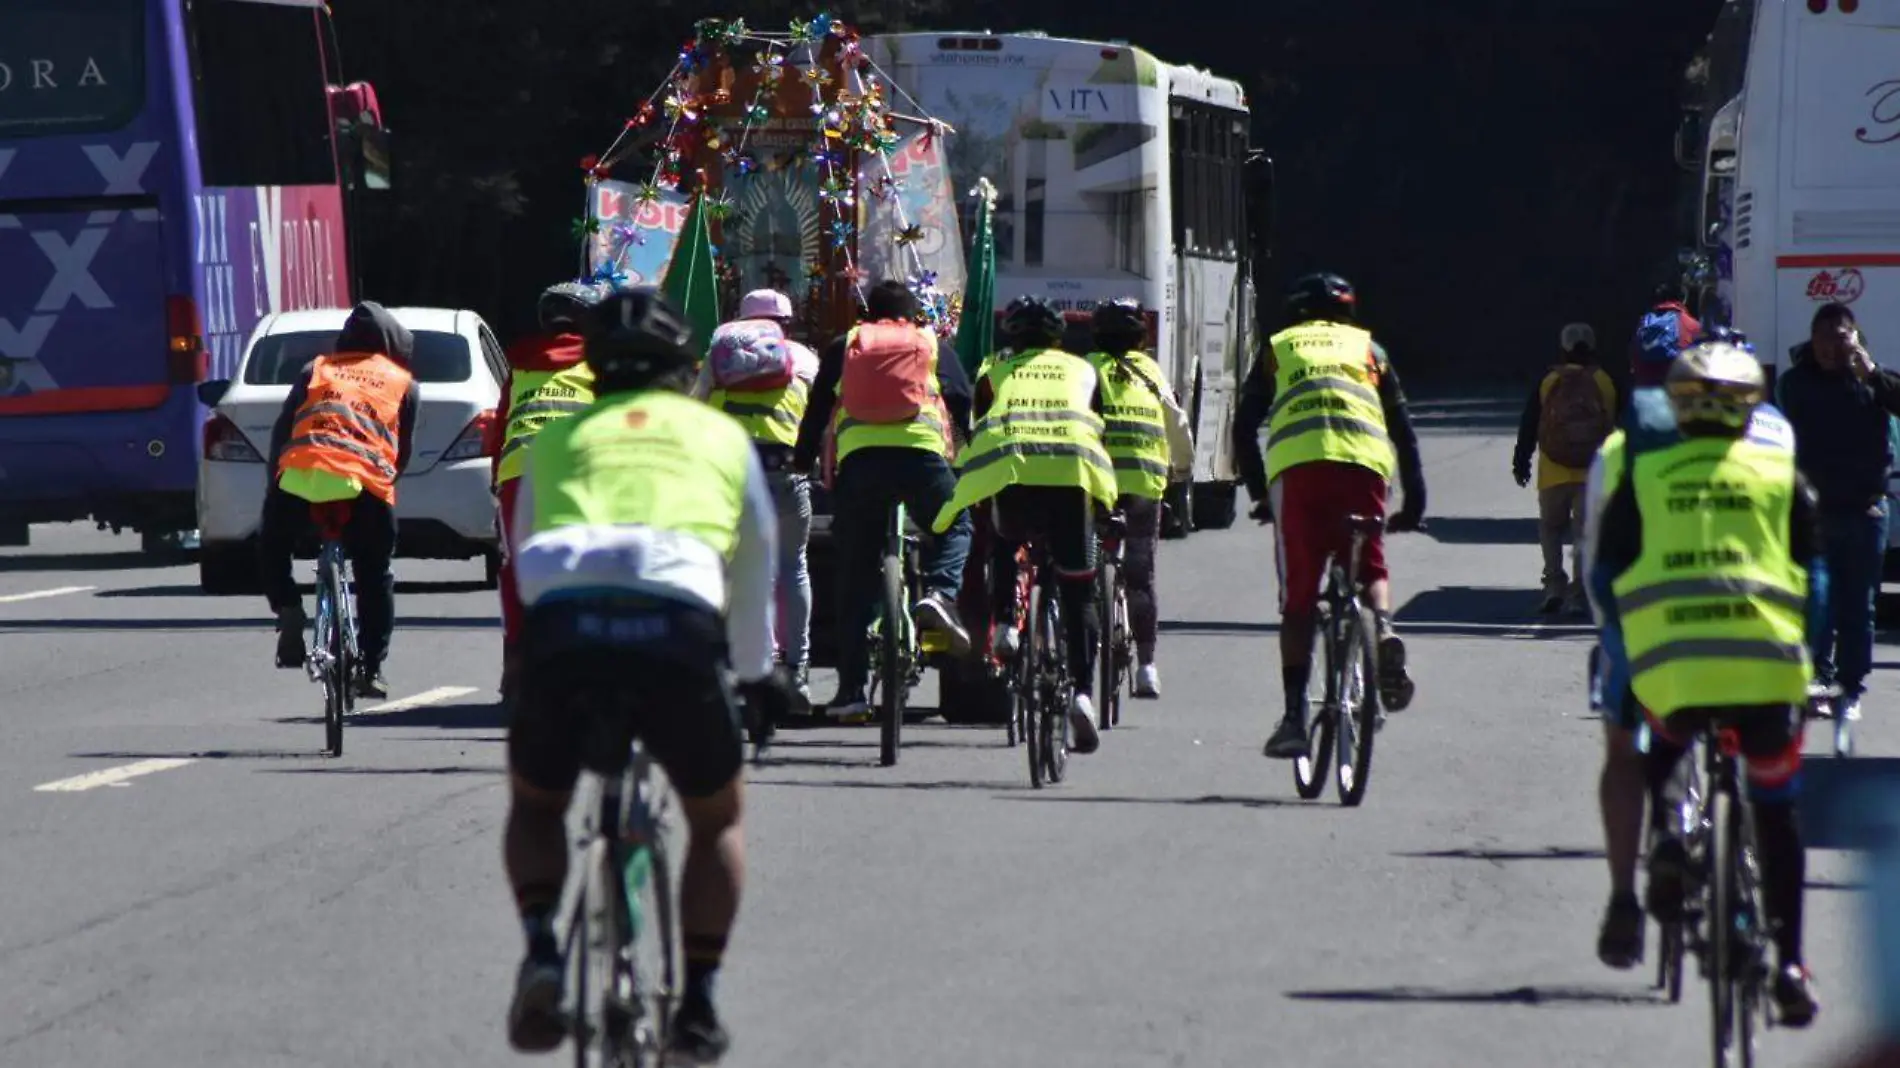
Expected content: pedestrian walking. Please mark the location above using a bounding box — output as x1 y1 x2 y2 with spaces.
1515 323 1617 614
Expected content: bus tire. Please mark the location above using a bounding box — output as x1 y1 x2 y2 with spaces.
1191 482 1238 530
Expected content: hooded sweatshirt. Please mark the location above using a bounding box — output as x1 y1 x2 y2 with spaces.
267 301 422 474
1775 341 1900 513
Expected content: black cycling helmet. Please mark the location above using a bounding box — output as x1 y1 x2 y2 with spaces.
1001 295 1065 348
1284 272 1356 323
538 280 607 333
583 286 695 386
1090 297 1146 346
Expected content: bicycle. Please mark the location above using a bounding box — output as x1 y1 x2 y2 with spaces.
1291 514 1384 807
1641 720 1704 1006
864 501 923 767
1095 511 1132 730
562 718 680 1068
306 501 360 757
1011 541 1073 788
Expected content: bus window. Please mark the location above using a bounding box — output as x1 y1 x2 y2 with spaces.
0 0 145 139
1169 103 1188 246
189 0 335 187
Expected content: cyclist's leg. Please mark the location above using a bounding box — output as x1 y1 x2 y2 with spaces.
1267 466 1329 757
1120 494 1162 668
825 452 879 708
345 494 398 690
902 451 973 649
257 483 307 666
1595 697 1649 967
1636 707 1694 923
770 469 814 699
988 495 1026 658
1047 488 1099 700
1736 704 1819 1023
1339 463 1412 710
502 640 589 1052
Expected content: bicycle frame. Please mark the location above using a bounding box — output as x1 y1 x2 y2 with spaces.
307 502 359 757
1293 518 1381 806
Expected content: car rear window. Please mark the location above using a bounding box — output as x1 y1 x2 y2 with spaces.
241 329 473 385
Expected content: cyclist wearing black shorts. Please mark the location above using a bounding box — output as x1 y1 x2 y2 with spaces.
501 287 790 1064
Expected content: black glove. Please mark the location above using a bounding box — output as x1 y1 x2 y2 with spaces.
1512 462 1531 488
737 667 793 747
1249 499 1274 525
1387 506 1423 533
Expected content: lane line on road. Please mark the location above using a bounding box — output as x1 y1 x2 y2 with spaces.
0 585 96 604
34 758 196 793
357 685 482 717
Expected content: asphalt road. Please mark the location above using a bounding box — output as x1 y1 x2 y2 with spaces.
0 399 1885 1067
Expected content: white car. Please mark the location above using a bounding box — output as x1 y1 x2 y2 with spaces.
195 306 507 594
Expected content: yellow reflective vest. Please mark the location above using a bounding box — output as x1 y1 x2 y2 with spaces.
525 390 751 560
709 377 810 449
1610 423 1810 716
1263 321 1395 483
1089 350 1171 500
497 363 597 485
934 348 1117 532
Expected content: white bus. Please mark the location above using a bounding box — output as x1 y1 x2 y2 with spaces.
1686 0 1900 562
863 31 1259 530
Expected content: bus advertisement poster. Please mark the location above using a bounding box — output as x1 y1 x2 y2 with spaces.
588 180 692 287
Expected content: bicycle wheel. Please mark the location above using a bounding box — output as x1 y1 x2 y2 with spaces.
1293 606 1336 800
1336 604 1380 807
622 766 678 1062
338 565 358 718
318 554 344 757
1096 556 1121 730
878 546 906 767
566 835 630 1067
1022 583 1043 789
1710 788 1738 1068
1039 574 1069 785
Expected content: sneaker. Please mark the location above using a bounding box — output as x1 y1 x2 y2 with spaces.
824 689 871 724
789 662 812 712
1773 963 1819 1028
1377 633 1416 712
1645 834 1689 923
1537 593 1563 616
275 606 307 668
1133 663 1161 699
1840 695 1864 723
1068 692 1101 754
505 948 567 1053
993 624 1021 662
669 997 732 1064
353 664 389 700
1563 590 1590 618
1264 712 1309 759
1596 892 1645 970
913 591 972 655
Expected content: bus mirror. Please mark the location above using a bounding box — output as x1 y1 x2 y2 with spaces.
1245 151 1275 260
197 379 231 407
360 123 392 191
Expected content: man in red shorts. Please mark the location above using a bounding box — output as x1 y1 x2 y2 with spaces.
1231 273 1427 758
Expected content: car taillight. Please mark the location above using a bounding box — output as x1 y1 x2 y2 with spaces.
167 296 209 384
443 409 497 462
203 413 262 462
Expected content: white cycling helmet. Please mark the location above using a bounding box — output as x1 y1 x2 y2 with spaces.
1665 340 1765 431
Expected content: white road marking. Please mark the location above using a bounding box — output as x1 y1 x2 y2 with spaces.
0 585 96 604
357 685 481 716
34 758 195 793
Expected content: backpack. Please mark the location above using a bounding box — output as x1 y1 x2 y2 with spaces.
1632 303 1701 381
707 319 795 392
840 321 934 423
1538 364 1611 469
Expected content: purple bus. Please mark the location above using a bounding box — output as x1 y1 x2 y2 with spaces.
0 0 388 551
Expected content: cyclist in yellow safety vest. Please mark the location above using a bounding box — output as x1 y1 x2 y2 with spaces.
492 282 604 699
1087 297 1195 698
1229 273 1427 761
792 279 976 720
1583 340 1822 1026
502 287 793 1064
694 289 820 707
936 295 1119 755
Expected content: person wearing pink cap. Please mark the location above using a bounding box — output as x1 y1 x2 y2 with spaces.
696 289 821 706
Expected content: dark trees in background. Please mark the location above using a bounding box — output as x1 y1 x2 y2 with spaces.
331 0 1720 385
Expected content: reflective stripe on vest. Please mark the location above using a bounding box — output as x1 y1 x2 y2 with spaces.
497 363 597 484
1262 322 1395 483
834 323 949 462
276 353 412 505
710 377 810 448
1610 433 1810 715
525 390 752 561
934 349 1117 532
1090 350 1170 499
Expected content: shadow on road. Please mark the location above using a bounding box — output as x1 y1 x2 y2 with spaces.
0 615 498 633
1407 400 1524 435
397 580 494 595
1421 517 1540 546
1395 586 1594 641
71 747 319 761
1284 984 1663 1007
0 551 164 574
1808 878 1867 892
751 777 1035 793
1396 846 1604 862
265 764 501 776
995 792 1305 809
1159 619 1278 636
276 700 507 730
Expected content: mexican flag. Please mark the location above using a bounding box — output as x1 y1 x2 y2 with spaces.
954 178 999 377
662 193 721 362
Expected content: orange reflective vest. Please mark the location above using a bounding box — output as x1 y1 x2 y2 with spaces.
276 353 413 505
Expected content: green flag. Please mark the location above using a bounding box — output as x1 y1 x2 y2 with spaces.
954 178 998 376
661 193 721 361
